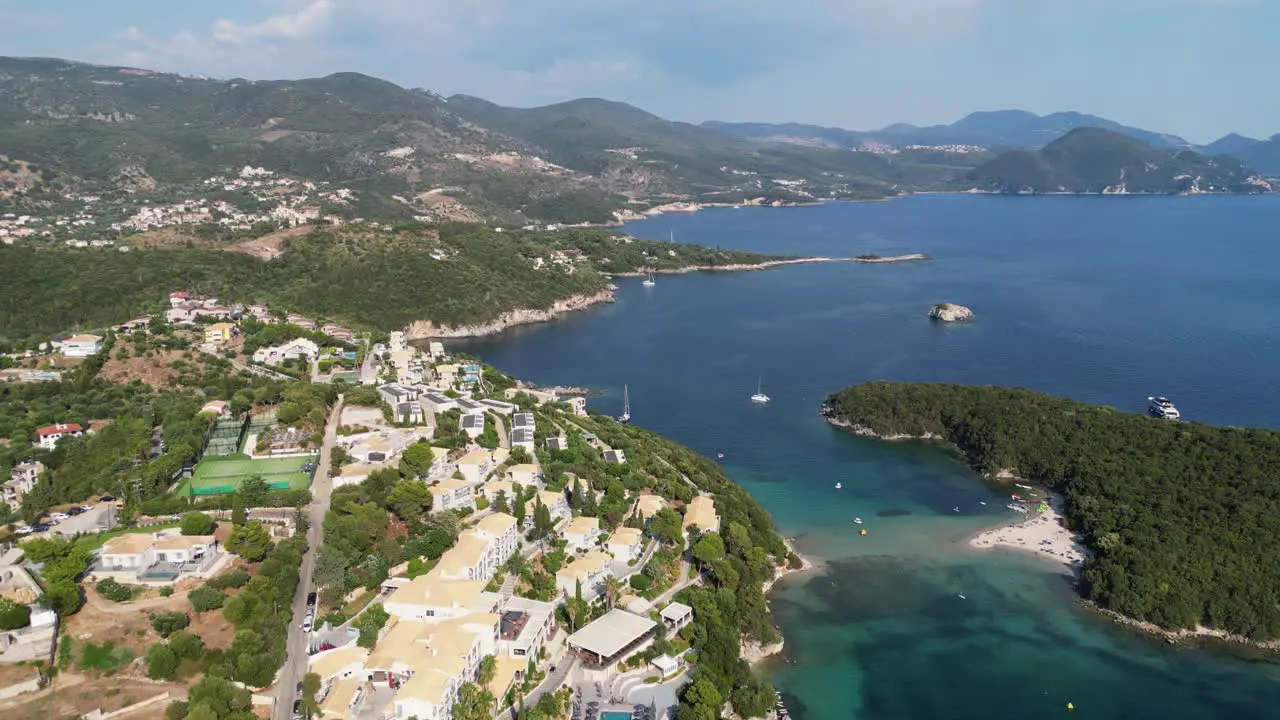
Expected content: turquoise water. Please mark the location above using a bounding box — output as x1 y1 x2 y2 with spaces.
458 195 1280 719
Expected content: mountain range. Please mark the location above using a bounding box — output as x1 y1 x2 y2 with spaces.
0 55 1273 226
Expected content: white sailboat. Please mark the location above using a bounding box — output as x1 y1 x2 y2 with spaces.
617 384 631 424
642 270 655 287
750 377 771 404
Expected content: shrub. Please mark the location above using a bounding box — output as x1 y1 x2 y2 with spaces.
149 611 190 637
0 597 31 630
159 586 174 597
353 604 390 648
207 567 251 590
188 586 226 613
95 578 133 603
168 630 205 660
179 512 217 536
146 644 178 680
79 640 133 673
629 574 652 592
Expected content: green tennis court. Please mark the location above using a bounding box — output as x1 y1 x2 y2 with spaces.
181 453 316 496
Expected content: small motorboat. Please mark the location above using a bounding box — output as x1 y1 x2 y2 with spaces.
853 517 863 525
716 453 724 460
835 482 843 490
958 593 967 600
953 506 960 513
979 501 987 506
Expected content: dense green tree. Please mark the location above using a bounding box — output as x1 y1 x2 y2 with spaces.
649 508 684 546
0 598 31 630
226 521 273 561
691 533 726 567
149 611 191 637
238 475 270 508
824 381 1280 639
180 512 217 535
147 643 179 680
388 480 434 524
354 605 390 648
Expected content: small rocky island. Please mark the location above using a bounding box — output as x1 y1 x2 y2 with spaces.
929 303 974 322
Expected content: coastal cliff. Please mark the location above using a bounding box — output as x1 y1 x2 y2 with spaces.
404 289 615 339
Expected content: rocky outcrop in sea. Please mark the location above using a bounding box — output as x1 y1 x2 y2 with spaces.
929 303 975 322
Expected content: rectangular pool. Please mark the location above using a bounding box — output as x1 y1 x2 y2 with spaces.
602 713 632 720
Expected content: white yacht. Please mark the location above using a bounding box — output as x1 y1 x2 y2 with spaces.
750 377 770 404
617 384 631 424
1147 396 1181 420
642 271 655 287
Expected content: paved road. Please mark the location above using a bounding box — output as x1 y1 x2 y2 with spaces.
493 412 509 450
48 501 115 537
274 394 344 720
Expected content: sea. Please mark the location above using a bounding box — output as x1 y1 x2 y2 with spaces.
455 195 1280 719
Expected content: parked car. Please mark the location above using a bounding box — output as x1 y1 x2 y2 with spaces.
31 523 51 533
100 495 115 502
79 504 94 511
307 591 317 607
49 512 69 523
13 526 33 536
67 507 85 516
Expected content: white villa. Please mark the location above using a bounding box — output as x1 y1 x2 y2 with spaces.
428 478 474 513
60 334 103 358
563 516 601 553
252 337 320 365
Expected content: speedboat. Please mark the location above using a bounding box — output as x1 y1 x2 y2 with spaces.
835 482 843 490
853 517 863 524
716 453 724 460
1147 396 1180 420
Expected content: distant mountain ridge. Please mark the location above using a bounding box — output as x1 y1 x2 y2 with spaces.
707 109 1193 151
966 128 1268 195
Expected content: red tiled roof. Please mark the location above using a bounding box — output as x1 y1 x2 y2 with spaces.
36 423 83 436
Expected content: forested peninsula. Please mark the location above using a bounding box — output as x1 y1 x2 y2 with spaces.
822 382 1280 641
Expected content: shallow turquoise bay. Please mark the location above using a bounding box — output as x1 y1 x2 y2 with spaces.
460 195 1280 719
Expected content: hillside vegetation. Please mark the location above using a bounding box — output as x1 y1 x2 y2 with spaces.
0 223 781 343
967 128 1265 194
823 382 1280 640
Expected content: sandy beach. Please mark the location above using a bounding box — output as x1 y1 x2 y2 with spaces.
969 495 1088 570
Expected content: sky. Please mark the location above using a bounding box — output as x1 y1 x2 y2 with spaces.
0 0 1272 143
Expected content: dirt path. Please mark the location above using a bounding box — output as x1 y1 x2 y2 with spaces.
83 586 190 614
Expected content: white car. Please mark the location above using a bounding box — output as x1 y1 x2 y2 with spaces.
48 512 69 523
79 504 94 512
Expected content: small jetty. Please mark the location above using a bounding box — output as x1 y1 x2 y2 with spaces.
775 691 791 720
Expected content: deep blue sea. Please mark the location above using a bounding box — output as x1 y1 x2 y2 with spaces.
457 195 1280 719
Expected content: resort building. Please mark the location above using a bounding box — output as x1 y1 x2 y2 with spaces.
456 448 496 485
566 609 658 668
606 527 645 563
563 516 601 553
504 463 542 487
659 601 694 633
682 496 720 534
509 428 535 453
3 461 44 507
537 490 571 523
634 495 666 520
428 478 474 513
252 338 319 365
554 550 612 601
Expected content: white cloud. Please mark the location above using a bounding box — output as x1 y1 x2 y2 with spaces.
211 0 335 45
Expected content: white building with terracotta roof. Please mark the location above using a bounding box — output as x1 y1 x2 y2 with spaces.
35 422 84 450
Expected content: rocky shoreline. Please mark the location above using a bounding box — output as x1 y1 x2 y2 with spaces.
742 537 817 666
610 257 841 277
853 253 931 264
820 412 944 442
404 289 616 339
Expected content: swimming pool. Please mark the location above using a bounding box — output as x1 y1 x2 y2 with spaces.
601 712 632 720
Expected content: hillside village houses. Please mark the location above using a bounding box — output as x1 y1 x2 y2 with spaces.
204 322 238 344
428 478 474 513
606 527 645 563
555 550 613 602
4 460 44 507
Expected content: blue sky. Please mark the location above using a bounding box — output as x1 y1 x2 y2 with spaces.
0 0 1271 143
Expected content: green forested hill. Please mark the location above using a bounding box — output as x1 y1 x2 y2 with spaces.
0 224 780 344
967 128 1265 194
822 382 1280 639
